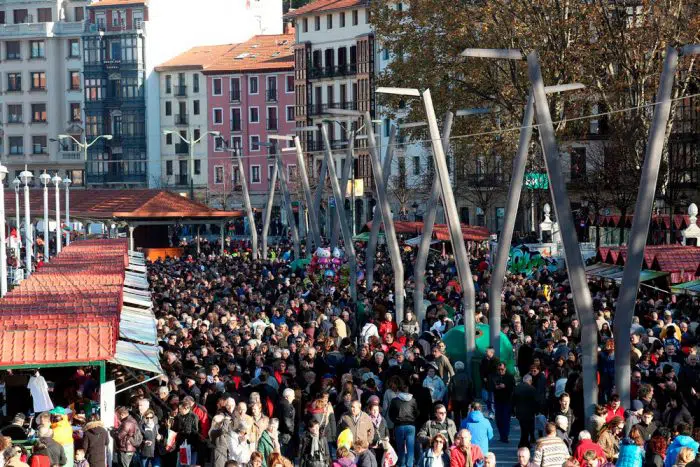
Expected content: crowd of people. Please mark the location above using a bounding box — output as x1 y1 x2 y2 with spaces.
1 235 700 467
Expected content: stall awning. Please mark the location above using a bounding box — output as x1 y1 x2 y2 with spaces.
405 236 439 247
671 279 700 295
110 341 163 374
123 293 152 309
120 306 157 345
585 263 668 283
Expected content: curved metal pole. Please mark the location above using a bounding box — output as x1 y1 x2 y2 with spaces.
365 114 405 322
527 52 597 418
237 154 258 259
262 163 278 259
0 170 7 296
313 157 328 241
422 90 476 376
23 184 31 274
54 181 61 254
489 93 535 355
43 181 50 261
366 125 396 289
65 183 70 245
321 126 358 304
332 142 353 250
294 136 321 250
615 47 680 407
414 112 454 326
277 155 300 259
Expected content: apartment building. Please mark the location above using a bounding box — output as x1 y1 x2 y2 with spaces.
0 0 88 185
202 32 297 210
288 0 375 233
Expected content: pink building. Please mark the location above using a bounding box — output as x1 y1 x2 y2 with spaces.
203 32 297 211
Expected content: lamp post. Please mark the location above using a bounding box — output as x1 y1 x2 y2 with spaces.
39 171 51 261
57 134 113 187
0 164 8 296
63 177 72 245
13 178 20 261
162 129 220 200
19 168 33 275
52 173 62 254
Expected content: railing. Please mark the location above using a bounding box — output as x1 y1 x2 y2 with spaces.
307 101 358 116
61 151 82 160
266 90 277 102
104 59 120 71
267 118 278 131
175 143 189 154
306 139 347 151
174 85 187 97
175 114 188 125
0 22 50 38
308 63 357 79
86 173 147 184
230 90 241 102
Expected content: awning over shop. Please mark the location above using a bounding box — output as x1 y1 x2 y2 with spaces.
671 279 700 295
404 236 440 247
110 341 163 374
123 293 152 309
585 263 668 283
120 306 157 345
352 232 385 242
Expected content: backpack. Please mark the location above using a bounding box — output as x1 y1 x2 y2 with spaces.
131 427 144 448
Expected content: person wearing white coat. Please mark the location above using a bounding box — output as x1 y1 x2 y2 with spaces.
423 366 447 403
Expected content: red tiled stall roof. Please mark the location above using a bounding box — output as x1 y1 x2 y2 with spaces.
598 245 700 284
365 221 489 242
0 239 130 366
3 189 241 220
286 0 368 17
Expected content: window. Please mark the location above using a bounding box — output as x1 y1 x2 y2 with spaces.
214 136 224 151
8 105 22 123
69 39 80 58
7 73 21 92
37 8 52 22
268 164 274 181
288 164 298 180
165 75 172 94
13 9 28 24
30 41 45 59
32 103 47 122
232 136 242 151
340 12 346 27
382 49 389 60
249 76 258 94
212 78 222 96
193 129 201 141
133 9 143 28
314 16 320 30
250 107 259 123
69 71 81 90
250 135 260 151
302 18 308 32
120 36 138 62
31 72 46 90
193 100 200 115
74 7 84 21
327 14 333 29
165 133 172 145
384 118 390 137
230 78 241 101
6 41 20 60
121 76 143 99
83 37 103 64
231 108 242 131
286 106 294 122
9 137 23 155
352 10 358 25
165 101 172 116
194 160 201 175
166 160 173 175
215 166 224 184
85 78 105 101
286 75 294 93
570 147 587 181
413 156 421 176
32 136 47 154
267 107 278 130
193 73 200 93
0 11 5 24
70 103 81 122
250 165 261 183
213 108 223 124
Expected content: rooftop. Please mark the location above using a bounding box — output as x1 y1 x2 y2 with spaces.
155 44 234 72
286 0 367 17
88 0 147 7
205 32 295 73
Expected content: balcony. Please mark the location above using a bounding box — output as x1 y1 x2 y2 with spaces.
307 101 358 117
462 173 505 187
175 114 188 125
0 22 50 38
175 143 189 154
60 151 82 160
174 85 187 97
104 59 121 71
308 63 357 80
53 21 85 36
266 89 278 102
86 173 147 184
230 90 241 102
267 118 278 131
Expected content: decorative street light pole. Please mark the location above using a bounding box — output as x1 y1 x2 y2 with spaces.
63 177 72 245
162 129 220 199
0 164 8 296
40 171 52 261
13 178 20 261
52 173 62 254
57 133 113 187
19 168 33 275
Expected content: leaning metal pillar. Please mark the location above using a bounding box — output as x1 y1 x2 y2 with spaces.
414 112 454 326
237 155 258 259
313 157 328 241
366 125 396 289
294 136 322 251
332 142 353 250
221 222 225 255
262 163 278 259
615 46 682 406
321 125 358 304
277 155 301 259
365 113 405 322
422 90 476 377
527 52 597 418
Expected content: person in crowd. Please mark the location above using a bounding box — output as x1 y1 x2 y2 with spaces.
514 447 536 467
461 403 493 457
416 434 450 467
339 401 375 448
389 382 418 467
532 423 570 467
449 429 484 467
112 407 139 467
30 441 51 467
513 374 538 448
490 362 515 443
38 425 66 467
616 428 646 467
3 446 28 467
417 404 457 452
665 424 699 467
354 439 377 467
1 415 27 441
257 418 280 466
573 431 605 464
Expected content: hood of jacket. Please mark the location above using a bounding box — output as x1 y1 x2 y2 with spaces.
671 435 699 450
397 392 413 402
466 410 486 424
85 420 105 431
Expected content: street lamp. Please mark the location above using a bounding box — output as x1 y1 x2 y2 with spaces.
63 177 72 245
39 171 51 262
0 164 8 296
19 168 33 275
52 173 62 254
163 129 220 199
57 134 113 187
12 178 20 262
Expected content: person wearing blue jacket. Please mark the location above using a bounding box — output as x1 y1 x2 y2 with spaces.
460 402 493 457
665 424 699 467
616 436 645 467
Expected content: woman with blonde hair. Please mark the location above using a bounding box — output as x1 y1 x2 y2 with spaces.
674 447 696 467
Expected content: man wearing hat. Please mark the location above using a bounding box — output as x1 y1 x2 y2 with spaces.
0 414 27 440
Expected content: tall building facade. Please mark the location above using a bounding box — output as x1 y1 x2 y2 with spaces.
288 0 375 233
0 0 88 185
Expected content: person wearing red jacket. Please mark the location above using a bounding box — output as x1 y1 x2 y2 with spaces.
604 394 624 422
183 396 210 439
450 429 484 467
378 313 398 340
573 430 606 465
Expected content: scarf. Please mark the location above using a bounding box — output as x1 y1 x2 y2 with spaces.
464 444 473 467
310 434 320 457
370 412 383 428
